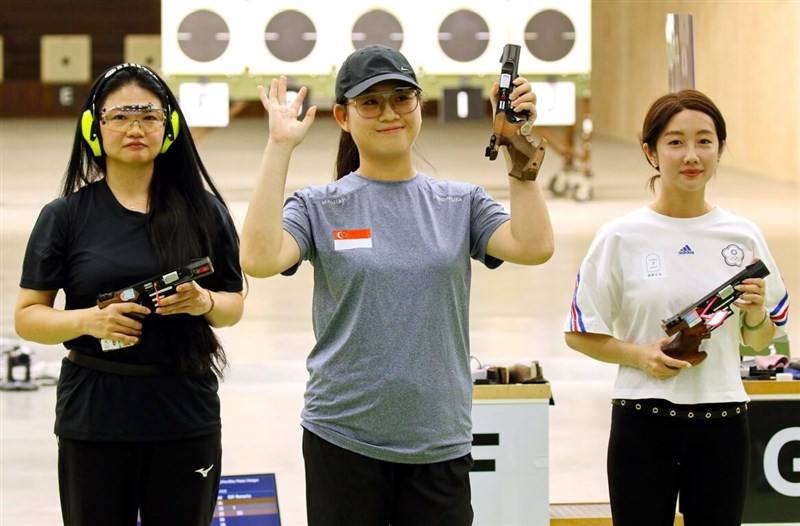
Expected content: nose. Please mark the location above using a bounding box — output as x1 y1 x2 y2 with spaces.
683 145 699 163
126 120 145 136
377 99 399 121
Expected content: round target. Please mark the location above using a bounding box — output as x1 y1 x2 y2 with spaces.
264 10 317 62
524 10 576 62
352 10 403 50
438 10 490 62
177 10 230 63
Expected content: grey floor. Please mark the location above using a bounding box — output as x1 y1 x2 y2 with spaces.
1 116 798 525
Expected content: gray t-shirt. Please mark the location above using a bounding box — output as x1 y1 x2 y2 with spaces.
283 172 509 463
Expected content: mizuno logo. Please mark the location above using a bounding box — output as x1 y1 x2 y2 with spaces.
678 244 695 255
195 464 214 478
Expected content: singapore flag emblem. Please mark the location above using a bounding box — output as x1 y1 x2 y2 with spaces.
333 228 373 250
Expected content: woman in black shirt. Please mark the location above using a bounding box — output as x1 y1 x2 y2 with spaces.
15 63 244 526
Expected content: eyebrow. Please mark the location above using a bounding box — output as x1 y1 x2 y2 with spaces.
663 129 715 136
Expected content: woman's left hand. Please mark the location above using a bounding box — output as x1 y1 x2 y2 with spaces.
155 281 213 317
490 76 538 124
734 277 766 313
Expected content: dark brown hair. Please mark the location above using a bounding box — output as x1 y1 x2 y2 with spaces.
335 130 360 180
641 89 727 191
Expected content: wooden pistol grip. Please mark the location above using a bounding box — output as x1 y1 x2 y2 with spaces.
661 327 711 366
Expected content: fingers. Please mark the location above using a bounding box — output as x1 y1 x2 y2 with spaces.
735 279 765 308
116 302 151 317
258 84 271 111
289 85 307 113
510 78 536 103
267 78 278 105
301 106 318 128
115 314 143 333
154 283 208 316
109 332 140 345
736 279 764 293
277 75 287 105
661 354 692 369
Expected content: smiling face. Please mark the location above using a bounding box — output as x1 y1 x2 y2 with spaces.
644 109 721 196
333 80 422 162
99 82 166 164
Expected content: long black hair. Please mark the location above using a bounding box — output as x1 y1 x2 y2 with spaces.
63 64 236 376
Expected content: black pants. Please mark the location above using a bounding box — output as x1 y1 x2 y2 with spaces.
303 429 474 526
607 404 749 526
58 432 221 526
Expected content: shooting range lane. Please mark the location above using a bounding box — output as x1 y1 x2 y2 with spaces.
1 117 797 525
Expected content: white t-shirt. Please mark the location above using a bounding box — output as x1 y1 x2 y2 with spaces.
564 206 789 404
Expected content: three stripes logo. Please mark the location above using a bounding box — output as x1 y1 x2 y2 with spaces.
678 244 695 255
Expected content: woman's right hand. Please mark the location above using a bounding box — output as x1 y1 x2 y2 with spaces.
83 303 151 345
259 75 317 148
636 338 693 379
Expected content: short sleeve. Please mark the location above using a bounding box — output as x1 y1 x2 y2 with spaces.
751 227 790 335
20 199 70 291
469 186 510 269
204 197 243 293
564 230 620 335
281 190 314 276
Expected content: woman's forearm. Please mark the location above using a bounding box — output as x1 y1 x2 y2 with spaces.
565 331 643 369
240 142 295 277
203 290 244 328
15 303 91 345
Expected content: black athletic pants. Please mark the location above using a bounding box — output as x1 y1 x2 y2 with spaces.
303 429 474 526
607 404 750 526
58 431 221 526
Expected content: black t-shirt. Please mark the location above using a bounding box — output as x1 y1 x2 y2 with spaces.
20 179 243 441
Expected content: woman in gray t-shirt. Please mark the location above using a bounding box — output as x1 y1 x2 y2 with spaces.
241 45 554 526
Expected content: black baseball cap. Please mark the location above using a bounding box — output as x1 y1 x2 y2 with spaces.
335 45 421 103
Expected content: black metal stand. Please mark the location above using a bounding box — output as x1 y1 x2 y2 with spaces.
0 345 39 391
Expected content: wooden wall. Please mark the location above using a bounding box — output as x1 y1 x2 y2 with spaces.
591 0 800 183
0 0 160 116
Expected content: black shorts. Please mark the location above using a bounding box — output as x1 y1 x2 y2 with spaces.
303 429 474 526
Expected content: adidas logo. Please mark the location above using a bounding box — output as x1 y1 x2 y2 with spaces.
678 244 695 255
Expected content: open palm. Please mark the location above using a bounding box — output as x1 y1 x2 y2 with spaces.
259 75 317 148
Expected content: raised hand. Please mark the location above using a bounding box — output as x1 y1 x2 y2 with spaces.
259 75 317 148
490 76 538 134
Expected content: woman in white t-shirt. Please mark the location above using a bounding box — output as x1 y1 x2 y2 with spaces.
564 89 790 525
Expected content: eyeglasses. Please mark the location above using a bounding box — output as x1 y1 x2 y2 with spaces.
347 87 421 119
100 105 167 133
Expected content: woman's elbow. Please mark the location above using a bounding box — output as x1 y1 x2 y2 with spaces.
564 331 583 351
240 255 277 278
520 241 554 265
14 313 41 343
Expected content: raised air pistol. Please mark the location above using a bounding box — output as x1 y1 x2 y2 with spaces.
484 44 546 181
660 260 770 365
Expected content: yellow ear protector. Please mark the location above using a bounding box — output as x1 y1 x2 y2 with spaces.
81 63 180 157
